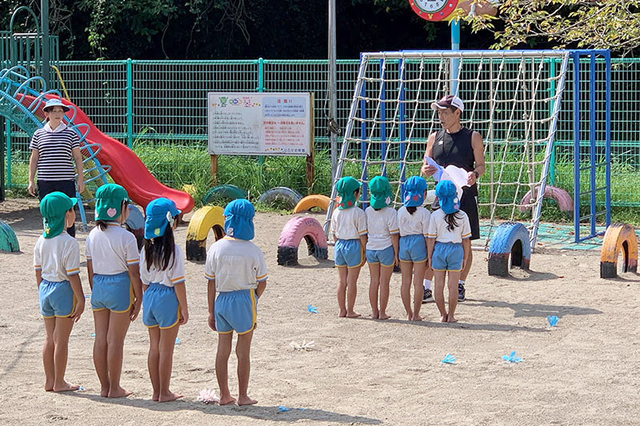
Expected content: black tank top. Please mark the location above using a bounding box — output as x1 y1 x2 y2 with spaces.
431 127 477 197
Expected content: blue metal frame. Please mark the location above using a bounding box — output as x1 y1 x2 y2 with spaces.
359 75 367 206
380 58 387 178
572 50 612 243
399 58 406 200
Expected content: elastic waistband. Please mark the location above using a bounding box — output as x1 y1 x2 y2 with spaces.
337 238 360 242
41 279 70 285
94 271 129 278
402 234 424 238
435 241 462 246
147 282 174 290
218 289 254 296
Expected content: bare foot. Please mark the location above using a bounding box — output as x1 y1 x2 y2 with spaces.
338 310 347 318
100 387 110 397
53 382 80 392
45 381 54 392
378 313 390 320
152 393 159 402
108 387 133 398
410 315 423 321
371 311 379 319
237 396 258 406
346 311 361 318
219 395 236 405
441 314 448 322
447 316 458 323
159 391 183 402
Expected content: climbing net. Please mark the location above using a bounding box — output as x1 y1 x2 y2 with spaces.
326 50 572 248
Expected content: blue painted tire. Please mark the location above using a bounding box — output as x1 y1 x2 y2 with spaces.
203 184 247 205
488 222 531 277
0 220 20 252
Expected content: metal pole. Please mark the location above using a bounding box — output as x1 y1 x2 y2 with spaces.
41 0 50 88
451 20 460 94
328 0 338 182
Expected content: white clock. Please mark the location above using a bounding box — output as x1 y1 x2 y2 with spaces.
414 0 449 13
408 0 459 21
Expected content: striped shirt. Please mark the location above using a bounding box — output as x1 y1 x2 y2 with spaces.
29 123 80 181
85 222 140 275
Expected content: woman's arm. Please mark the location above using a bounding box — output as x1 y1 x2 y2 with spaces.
72 147 85 194
28 149 39 196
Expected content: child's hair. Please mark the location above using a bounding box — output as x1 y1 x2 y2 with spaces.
406 206 417 215
96 201 128 231
445 212 460 232
144 225 176 271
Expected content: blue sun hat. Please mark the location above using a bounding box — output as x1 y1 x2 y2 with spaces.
435 180 461 214
224 199 255 241
369 176 392 209
43 98 70 112
402 176 428 207
335 176 361 210
95 184 130 221
144 197 181 239
40 192 77 239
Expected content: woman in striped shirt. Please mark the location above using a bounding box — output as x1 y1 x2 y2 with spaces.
28 98 85 237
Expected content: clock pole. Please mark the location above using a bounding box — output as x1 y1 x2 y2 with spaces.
451 19 460 95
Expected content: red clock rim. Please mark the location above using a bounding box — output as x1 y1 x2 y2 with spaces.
408 0 460 22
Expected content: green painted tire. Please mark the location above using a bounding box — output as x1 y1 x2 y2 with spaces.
0 220 20 252
202 185 247 205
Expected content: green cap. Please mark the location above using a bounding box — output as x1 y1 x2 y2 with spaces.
335 176 361 210
95 184 130 221
369 176 392 210
40 192 77 239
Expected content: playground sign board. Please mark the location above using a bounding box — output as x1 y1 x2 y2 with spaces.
207 92 312 156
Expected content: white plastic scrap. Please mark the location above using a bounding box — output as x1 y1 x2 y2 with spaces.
198 388 220 404
289 340 315 351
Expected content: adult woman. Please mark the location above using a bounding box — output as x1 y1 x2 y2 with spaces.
28 98 85 237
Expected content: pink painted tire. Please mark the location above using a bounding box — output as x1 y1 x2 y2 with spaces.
519 185 573 213
277 216 328 266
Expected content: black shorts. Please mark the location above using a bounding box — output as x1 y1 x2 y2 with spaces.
460 188 480 240
37 180 77 237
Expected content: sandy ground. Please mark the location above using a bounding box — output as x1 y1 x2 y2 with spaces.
1 198 640 426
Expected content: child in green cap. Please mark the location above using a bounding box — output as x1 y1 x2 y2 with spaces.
85 183 143 398
34 191 85 392
364 176 399 320
330 176 367 318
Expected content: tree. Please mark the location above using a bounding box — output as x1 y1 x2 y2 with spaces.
467 0 640 55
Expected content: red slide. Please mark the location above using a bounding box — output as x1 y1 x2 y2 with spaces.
20 95 194 214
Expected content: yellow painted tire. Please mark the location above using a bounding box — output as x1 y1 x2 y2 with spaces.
186 206 225 261
600 223 638 278
293 195 331 214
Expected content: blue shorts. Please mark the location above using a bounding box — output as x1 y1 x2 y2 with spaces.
215 289 258 335
366 245 395 267
335 238 364 268
399 234 427 263
143 283 180 329
91 272 132 313
432 241 464 271
39 279 75 318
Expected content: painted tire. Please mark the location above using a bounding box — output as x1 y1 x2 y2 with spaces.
0 220 20 252
277 216 328 266
203 184 247 205
293 195 331 214
186 206 226 261
488 221 531 277
257 187 303 210
600 223 638 278
519 185 573 213
124 204 145 250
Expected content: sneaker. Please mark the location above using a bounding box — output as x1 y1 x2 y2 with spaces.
422 289 433 304
458 283 466 302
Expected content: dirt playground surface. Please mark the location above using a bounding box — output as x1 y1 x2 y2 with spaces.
1 198 639 425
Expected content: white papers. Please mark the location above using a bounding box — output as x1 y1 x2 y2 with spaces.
424 156 469 200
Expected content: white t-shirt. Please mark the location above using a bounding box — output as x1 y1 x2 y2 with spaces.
85 222 140 275
139 244 185 288
330 207 367 240
397 206 431 237
34 233 80 282
365 206 399 250
204 237 268 292
426 209 472 243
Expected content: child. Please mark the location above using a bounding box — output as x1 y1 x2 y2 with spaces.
140 198 189 402
34 192 85 392
365 176 399 320
398 176 430 321
85 184 143 398
426 180 471 323
330 176 368 318
205 199 267 406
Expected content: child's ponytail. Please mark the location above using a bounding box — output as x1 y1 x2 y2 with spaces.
144 226 176 271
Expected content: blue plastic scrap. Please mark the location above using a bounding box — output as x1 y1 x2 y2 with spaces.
277 406 291 413
547 315 559 327
175 338 180 345
307 304 318 314
441 353 456 364
502 351 523 363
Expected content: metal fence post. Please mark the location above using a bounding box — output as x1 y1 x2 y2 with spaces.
549 57 557 186
126 58 133 148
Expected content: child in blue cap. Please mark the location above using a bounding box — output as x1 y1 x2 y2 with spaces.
330 176 368 318
205 199 267 406
34 191 85 392
398 176 431 321
365 176 399 320
426 180 471 323
140 197 188 402
85 183 143 398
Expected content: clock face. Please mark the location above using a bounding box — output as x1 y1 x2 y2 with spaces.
408 0 459 21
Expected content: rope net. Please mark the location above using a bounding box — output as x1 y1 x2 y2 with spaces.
327 51 571 248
